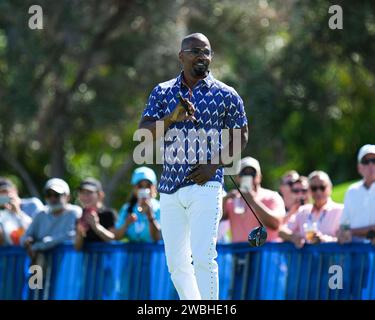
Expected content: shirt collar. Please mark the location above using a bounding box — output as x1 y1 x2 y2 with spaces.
360 179 375 191
177 71 214 90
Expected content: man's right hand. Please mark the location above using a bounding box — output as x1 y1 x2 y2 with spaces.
169 99 197 124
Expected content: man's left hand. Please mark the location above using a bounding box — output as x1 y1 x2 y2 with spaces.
186 164 219 185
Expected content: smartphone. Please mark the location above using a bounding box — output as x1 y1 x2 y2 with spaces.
138 188 151 199
240 176 253 193
0 195 10 206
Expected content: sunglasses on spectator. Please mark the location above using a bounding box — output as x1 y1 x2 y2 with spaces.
239 168 257 177
310 185 327 192
281 178 299 186
291 188 308 194
182 48 214 57
361 158 375 165
45 191 62 198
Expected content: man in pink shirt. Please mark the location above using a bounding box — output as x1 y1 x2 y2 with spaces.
223 157 285 243
279 170 343 248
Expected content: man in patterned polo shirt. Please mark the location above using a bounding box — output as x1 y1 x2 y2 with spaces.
139 33 248 300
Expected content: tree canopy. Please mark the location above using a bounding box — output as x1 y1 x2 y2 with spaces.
1 0 374 207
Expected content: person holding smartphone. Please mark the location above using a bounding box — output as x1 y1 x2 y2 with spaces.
0 178 32 246
222 157 286 243
114 167 161 242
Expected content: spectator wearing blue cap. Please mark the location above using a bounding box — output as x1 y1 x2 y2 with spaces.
114 167 161 242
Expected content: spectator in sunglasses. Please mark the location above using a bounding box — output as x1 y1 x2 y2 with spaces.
279 170 300 212
114 167 161 242
223 157 285 243
21 178 78 260
74 178 117 250
338 144 375 244
282 176 310 225
279 171 343 248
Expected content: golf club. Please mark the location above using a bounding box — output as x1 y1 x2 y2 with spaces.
228 175 267 247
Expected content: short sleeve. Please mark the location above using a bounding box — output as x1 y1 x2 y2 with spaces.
154 205 161 223
115 204 129 229
269 193 286 218
260 191 286 218
142 85 165 120
99 209 117 229
223 198 234 218
224 90 248 129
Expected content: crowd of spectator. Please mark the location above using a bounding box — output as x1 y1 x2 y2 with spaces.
0 144 375 256
219 143 375 247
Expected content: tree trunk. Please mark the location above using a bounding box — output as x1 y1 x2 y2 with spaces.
0 148 40 197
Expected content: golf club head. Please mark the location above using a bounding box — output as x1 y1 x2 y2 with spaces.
248 226 267 247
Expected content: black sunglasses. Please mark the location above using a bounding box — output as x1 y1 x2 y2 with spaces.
182 48 213 57
291 188 308 194
239 167 257 177
310 185 327 192
45 191 62 198
361 158 375 165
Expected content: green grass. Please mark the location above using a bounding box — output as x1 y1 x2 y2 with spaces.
331 180 357 203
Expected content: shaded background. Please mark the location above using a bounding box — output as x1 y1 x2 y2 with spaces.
0 0 374 208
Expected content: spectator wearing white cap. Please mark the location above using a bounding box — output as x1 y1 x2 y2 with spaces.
75 178 117 250
338 144 375 244
223 157 286 242
114 167 161 242
21 178 78 259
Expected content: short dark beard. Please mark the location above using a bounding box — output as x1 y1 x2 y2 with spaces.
192 64 209 78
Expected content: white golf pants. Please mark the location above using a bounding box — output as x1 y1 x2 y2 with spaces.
160 181 223 300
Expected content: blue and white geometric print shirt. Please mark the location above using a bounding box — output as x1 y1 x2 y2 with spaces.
142 72 248 194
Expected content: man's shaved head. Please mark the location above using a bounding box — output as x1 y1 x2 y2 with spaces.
181 33 211 50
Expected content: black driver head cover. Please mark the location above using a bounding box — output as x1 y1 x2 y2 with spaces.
248 226 268 247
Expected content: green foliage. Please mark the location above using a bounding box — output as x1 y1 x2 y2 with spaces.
332 180 357 203
0 0 374 207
